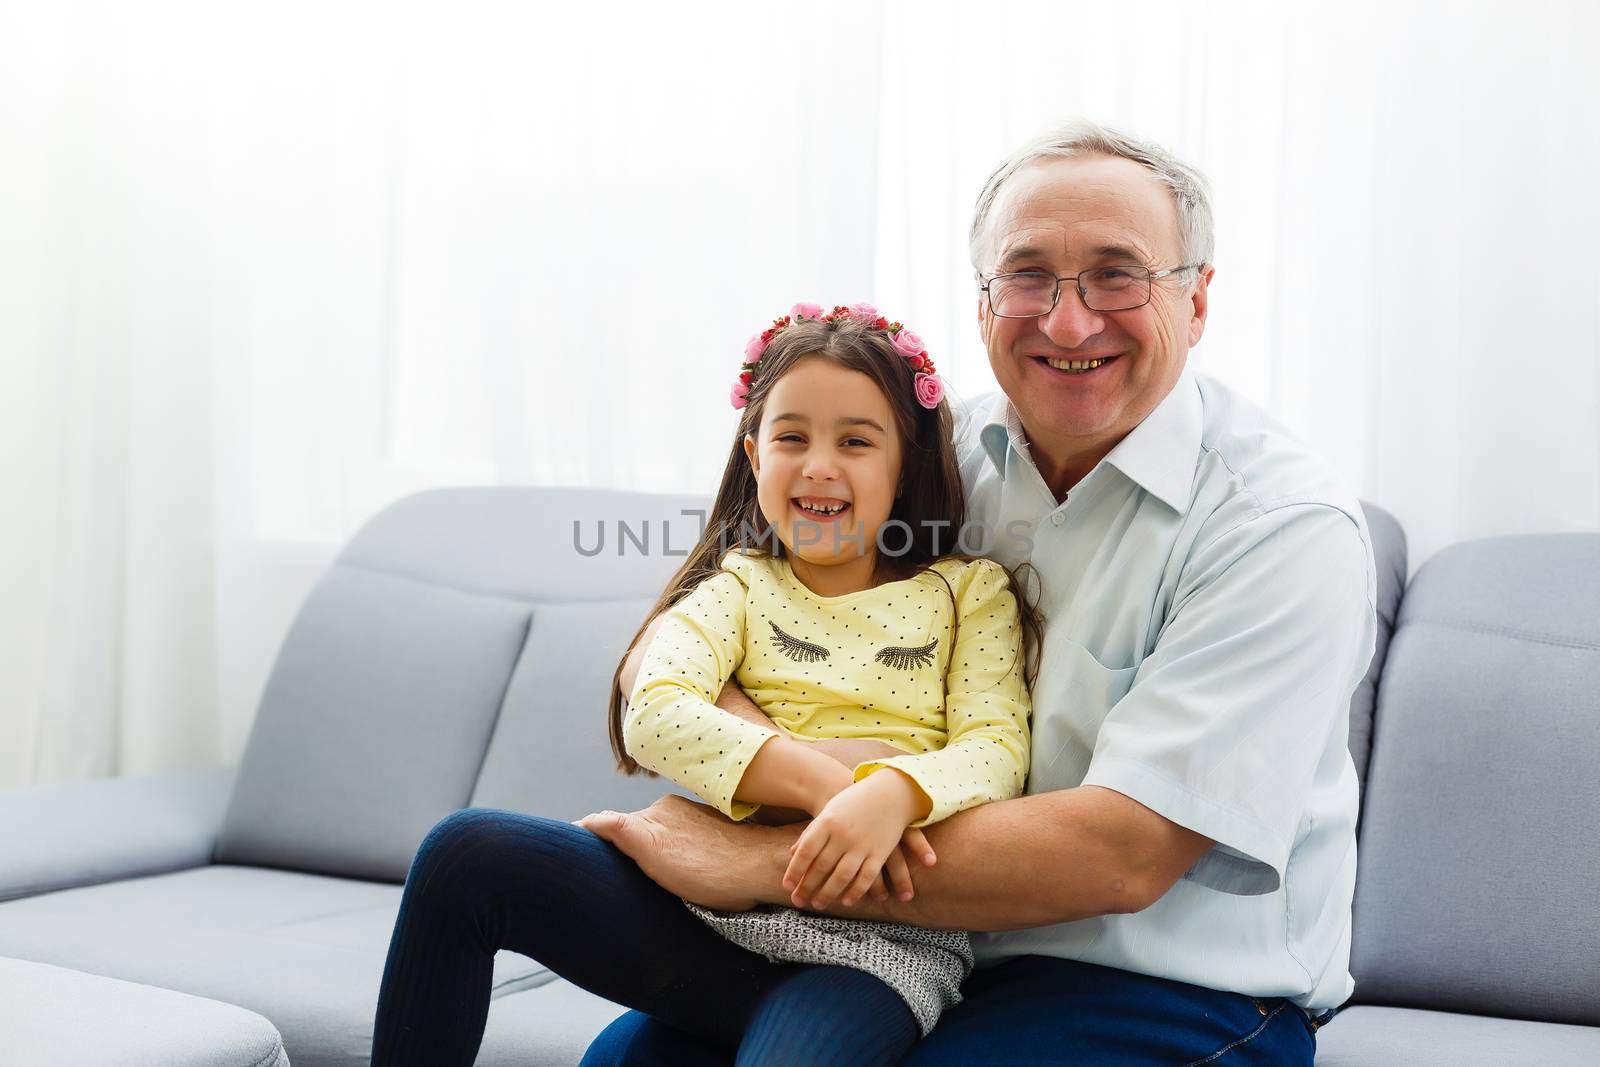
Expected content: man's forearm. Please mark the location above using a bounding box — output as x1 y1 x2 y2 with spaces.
713 681 779 731
748 785 1176 930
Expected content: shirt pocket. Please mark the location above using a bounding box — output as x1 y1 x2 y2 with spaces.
1027 637 1139 792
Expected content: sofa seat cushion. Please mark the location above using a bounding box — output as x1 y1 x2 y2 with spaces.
1315 1005 1600 1065
0 865 554 1067
0 955 289 1067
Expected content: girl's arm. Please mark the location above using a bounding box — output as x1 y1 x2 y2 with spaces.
734 733 852 817
782 560 1031 907
708 678 911 769
703 680 908 826
625 604 938 893
847 559 1033 826
626 573 873 823
621 613 907 822
623 573 771 820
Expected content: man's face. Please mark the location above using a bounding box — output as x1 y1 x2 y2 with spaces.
978 154 1213 465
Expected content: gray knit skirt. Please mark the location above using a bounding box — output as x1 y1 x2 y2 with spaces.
683 900 973 1036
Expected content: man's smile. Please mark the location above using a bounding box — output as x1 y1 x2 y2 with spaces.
1031 354 1122 377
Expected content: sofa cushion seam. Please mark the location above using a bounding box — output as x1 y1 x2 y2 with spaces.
0 862 212 904
1405 616 1600 652
246 1037 286 1067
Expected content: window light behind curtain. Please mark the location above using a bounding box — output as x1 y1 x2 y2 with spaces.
1 0 1595 789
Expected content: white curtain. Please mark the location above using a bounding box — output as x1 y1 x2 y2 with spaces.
2 0 1596 790
872 0 1600 563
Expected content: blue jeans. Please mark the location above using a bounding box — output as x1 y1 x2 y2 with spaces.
586 957 1323 1066
371 808 1320 1065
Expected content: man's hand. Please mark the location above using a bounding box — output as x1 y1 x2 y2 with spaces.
784 769 936 910
576 794 793 912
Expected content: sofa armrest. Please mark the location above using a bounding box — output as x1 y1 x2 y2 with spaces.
0 767 235 902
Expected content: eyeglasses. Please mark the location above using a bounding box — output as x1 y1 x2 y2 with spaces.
979 264 1200 317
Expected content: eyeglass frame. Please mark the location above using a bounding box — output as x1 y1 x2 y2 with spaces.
978 263 1202 317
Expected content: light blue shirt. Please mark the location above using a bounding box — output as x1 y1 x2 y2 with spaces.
955 365 1376 1013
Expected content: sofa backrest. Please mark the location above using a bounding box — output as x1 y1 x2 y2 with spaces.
468 493 714 820
215 487 707 882
213 489 1410 887
1351 503 1407 796
1350 533 1600 1025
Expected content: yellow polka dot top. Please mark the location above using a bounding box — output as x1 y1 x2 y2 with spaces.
624 550 1032 826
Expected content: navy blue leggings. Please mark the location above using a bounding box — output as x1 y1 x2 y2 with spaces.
369 808 919 1066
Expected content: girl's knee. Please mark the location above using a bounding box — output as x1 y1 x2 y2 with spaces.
418 807 500 854
410 808 593 884
409 808 537 886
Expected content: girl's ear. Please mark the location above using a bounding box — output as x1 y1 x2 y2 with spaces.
743 434 759 474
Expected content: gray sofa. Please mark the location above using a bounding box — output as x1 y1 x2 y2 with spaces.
1 486 1595 1065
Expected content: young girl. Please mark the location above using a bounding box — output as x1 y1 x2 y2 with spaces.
368 303 1037 1067
606 302 1037 1061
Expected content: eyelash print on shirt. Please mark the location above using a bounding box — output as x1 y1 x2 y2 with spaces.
875 639 938 671
769 622 830 663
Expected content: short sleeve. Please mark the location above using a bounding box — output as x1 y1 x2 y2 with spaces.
623 570 776 821
1080 505 1376 895
853 558 1033 826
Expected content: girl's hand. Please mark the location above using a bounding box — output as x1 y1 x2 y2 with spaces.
783 770 934 910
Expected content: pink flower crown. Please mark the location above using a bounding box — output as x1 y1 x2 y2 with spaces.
731 302 945 411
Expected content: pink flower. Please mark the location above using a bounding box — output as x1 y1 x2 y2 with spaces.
744 334 766 362
913 372 944 410
890 328 925 359
730 381 751 409
790 302 824 320
847 302 880 323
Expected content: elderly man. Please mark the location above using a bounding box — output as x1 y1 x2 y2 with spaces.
369 121 1377 1067
580 121 1376 1064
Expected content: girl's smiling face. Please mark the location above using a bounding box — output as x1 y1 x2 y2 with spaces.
743 355 904 595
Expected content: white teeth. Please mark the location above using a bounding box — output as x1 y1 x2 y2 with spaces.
1045 357 1110 372
796 500 847 514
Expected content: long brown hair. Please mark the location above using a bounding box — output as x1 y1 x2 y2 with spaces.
608 315 1040 774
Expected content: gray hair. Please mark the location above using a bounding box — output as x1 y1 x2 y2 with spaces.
969 119 1215 277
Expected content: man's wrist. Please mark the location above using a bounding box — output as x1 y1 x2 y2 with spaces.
744 821 804 906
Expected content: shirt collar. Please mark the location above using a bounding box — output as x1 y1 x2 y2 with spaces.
978 365 1202 513
979 394 1023 479
1099 365 1202 512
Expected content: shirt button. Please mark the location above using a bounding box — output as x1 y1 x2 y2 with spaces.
1051 512 1065 526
